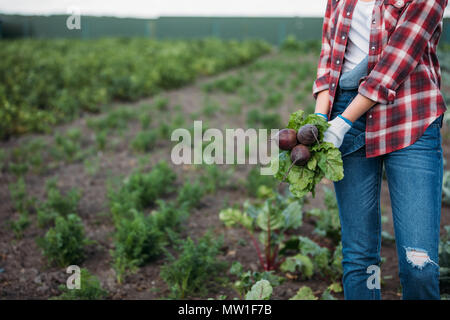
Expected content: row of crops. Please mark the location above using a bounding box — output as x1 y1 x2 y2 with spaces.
5 162 348 299
0 37 344 299
0 38 271 139
1 37 450 299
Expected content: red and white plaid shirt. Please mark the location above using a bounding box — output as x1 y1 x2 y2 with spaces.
313 0 448 158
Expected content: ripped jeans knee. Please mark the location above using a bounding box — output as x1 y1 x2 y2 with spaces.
404 247 439 270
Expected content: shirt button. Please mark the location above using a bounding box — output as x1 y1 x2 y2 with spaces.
396 0 404 6
371 46 376 50
372 19 376 24
347 11 351 16
331 83 335 87
336 60 340 64
369 115 373 119
341 35 346 40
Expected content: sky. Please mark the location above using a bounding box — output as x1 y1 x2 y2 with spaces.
0 0 449 18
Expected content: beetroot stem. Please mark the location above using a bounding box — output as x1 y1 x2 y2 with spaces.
281 161 296 184
240 223 266 270
311 127 320 146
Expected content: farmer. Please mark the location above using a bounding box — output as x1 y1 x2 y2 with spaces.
313 0 448 299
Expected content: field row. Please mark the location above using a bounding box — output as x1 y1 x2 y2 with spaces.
1 39 450 299
0 38 271 139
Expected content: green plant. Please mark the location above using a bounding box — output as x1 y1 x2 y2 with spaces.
38 214 90 267
8 139 47 176
94 130 107 150
290 283 341 300
53 269 108 300
10 213 31 240
202 75 244 94
139 112 152 130
202 98 221 118
176 180 205 210
108 161 176 223
238 85 261 104
37 179 81 227
331 242 343 280
282 239 344 281
245 167 277 197
289 286 317 300
198 164 234 193
307 187 341 244
264 90 284 109
280 254 314 279
157 121 171 139
320 283 343 300
246 109 282 130
281 35 304 52
83 157 100 176
131 130 158 152
245 280 273 300
171 112 186 129
8 177 34 238
8 161 29 177
259 72 273 87
220 190 304 271
51 128 84 162
26 139 47 172
152 200 189 235
87 107 137 133
280 37 321 54
9 177 33 214
280 236 333 279
160 233 226 298
154 96 169 111
112 210 164 283
229 261 284 299
0 38 270 139
297 236 331 275
439 226 450 294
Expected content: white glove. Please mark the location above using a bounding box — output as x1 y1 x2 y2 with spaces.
323 115 352 148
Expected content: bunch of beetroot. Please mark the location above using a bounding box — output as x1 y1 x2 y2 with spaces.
275 125 320 180
271 111 344 198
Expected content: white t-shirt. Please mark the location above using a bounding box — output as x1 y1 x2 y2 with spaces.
342 0 375 73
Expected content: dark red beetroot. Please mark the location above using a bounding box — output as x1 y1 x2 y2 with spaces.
281 144 311 182
275 129 298 151
290 144 311 166
297 124 319 146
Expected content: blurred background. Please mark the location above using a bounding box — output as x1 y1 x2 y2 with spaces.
0 0 448 44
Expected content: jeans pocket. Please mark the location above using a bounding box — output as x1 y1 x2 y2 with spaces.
340 131 366 157
407 123 441 152
430 115 443 128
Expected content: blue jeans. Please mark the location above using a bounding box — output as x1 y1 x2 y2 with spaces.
331 86 443 300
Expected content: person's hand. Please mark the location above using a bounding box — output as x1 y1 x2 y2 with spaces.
323 115 352 148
